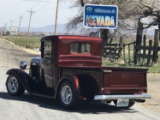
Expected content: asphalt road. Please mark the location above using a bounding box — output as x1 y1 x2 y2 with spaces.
0 38 160 120
0 67 160 120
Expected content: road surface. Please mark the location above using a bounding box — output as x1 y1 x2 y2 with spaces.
0 67 160 120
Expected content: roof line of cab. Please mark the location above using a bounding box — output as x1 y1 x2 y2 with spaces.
41 35 101 41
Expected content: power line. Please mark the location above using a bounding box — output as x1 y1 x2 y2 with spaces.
3 0 69 33
34 1 50 12
20 1 45 17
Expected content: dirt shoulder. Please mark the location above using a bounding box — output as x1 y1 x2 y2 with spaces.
138 73 160 113
0 38 40 68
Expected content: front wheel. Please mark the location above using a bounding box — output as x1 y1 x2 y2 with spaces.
6 75 25 96
59 81 78 109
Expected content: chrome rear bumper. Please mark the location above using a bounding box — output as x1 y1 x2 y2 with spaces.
94 94 151 100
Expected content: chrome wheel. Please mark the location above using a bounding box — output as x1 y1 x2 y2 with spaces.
61 85 72 105
7 76 19 94
59 81 78 108
6 75 25 96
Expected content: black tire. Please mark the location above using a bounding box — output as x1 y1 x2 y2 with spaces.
6 75 25 96
59 81 78 109
114 100 135 108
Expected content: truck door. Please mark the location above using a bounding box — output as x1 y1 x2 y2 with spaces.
41 39 53 88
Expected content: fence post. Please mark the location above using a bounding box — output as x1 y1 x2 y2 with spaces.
109 38 113 44
134 20 143 64
147 40 153 66
152 29 159 65
101 29 109 58
118 37 123 58
142 35 146 65
101 29 109 43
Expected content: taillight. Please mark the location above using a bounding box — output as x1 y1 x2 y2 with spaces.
139 89 145 94
103 90 111 94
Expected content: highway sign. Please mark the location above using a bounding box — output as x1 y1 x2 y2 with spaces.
83 4 118 29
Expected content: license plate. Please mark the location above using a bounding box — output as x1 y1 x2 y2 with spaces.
116 99 129 107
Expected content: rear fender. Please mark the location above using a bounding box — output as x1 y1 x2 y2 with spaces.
6 69 32 93
56 74 80 99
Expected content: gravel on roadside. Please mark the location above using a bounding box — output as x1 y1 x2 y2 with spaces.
138 73 160 113
0 38 40 68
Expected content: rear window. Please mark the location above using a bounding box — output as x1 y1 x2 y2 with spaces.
71 42 91 54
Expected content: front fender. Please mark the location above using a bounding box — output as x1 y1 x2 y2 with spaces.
6 68 32 93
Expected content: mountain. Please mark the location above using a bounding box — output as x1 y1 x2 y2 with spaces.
19 24 157 36
20 24 67 33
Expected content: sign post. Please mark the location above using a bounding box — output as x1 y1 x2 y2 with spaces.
83 4 118 29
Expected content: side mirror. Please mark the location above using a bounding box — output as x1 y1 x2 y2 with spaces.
19 61 27 69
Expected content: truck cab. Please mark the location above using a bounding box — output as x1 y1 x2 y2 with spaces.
6 35 151 109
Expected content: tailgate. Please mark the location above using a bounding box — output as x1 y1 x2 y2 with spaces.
102 68 148 94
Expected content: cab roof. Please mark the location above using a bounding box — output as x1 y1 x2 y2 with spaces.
41 35 101 42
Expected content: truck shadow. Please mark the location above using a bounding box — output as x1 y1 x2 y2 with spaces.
0 92 137 114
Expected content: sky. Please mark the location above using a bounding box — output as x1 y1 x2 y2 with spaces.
0 0 79 28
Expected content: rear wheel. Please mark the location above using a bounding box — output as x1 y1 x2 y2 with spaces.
59 81 78 109
6 75 25 96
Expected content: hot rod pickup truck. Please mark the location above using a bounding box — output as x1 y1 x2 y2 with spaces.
6 35 151 108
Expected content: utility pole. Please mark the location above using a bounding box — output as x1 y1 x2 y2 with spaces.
10 20 13 34
16 16 23 40
54 0 60 35
17 16 23 35
4 23 7 35
27 9 35 47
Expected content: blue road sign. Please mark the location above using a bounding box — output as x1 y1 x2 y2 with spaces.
83 4 118 29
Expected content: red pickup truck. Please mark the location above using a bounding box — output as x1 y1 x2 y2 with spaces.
6 35 151 109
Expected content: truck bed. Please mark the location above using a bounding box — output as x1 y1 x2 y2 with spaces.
102 67 148 95
61 67 148 95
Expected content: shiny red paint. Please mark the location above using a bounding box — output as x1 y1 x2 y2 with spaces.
55 35 148 95
73 75 79 91
58 36 101 41
56 35 102 67
101 67 148 94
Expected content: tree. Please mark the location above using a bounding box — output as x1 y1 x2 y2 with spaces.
67 0 160 38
